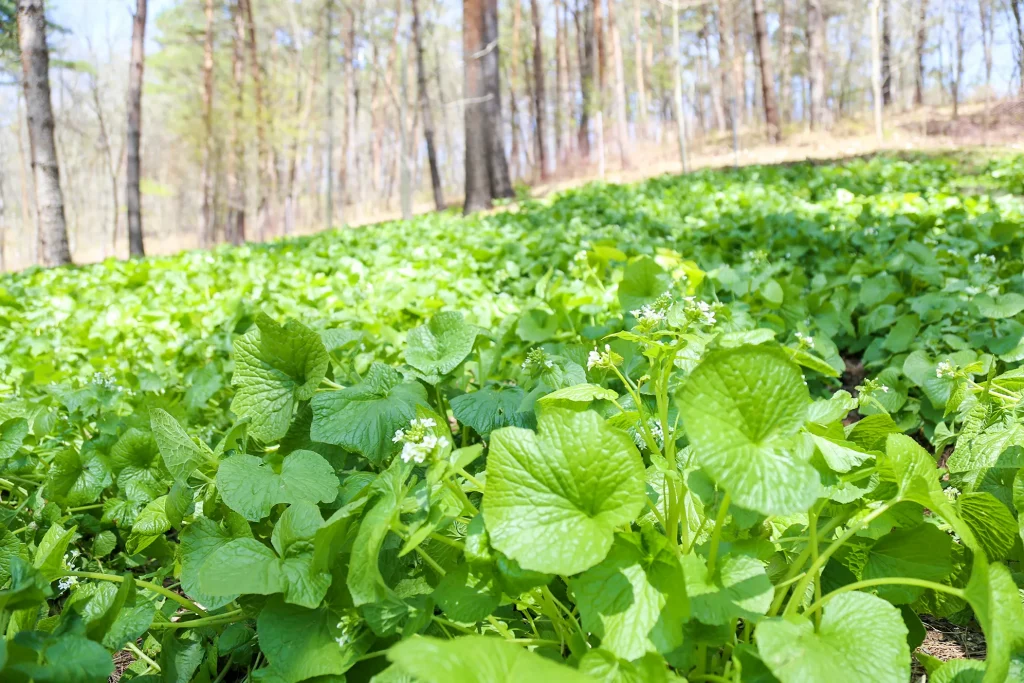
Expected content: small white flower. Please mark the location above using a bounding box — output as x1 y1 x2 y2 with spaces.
944 487 961 501
795 332 814 349
880 385 890 393
57 576 78 592
936 360 955 379
392 429 405 443
587 350 602 370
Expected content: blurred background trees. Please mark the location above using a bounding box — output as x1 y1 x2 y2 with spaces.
0 0 1021 268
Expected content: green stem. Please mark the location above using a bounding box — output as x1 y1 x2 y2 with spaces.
809 508 821 630
432 615 476 636
66 571 209 617
689 675 732 683
150 610 245 630
126 641 161 672
706 491 731 576
456 467 485 491
445 479 479 516
427 532 465 552
321 378 344 390
68 503 104 513
415 546 447 576
804 578 964 616
783 501 893 617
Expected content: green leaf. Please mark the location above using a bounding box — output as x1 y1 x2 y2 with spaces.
433 563 502 623
179 515 248 610
808 431 874 474
618 256 671 312
347 482 400 606
578 650 673 683
216 449 338 521
387 635 596 683
974 292 1024 319
963 556 1024 683
257 596 372 683
862 523 953 604
231 313 329 442
451 385 531 437
7 632 114 683
151 408 214 483
125 495 171 555
405 311 478 379
880 434 944 507
44 448 112 508
110 428 167 503
956 492 1018 561
538 383 619 405
570 532 689 661
483 408 645 575
0 418 28 460
200 502 330 608
311 363 430 463
34 523 76 581
677 346 819 515
930 659 986 683
682 552 773 626
756 591 910 683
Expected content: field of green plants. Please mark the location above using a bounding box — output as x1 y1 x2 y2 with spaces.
3 152 1024 682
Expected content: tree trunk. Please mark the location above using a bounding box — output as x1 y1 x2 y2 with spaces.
914 0 928 105
807 0 827 130
607 0 630 168
464 0 492 213
978 0 993 142
412 0 444 210
671 0 688 172
125 0 146 257
199 0 215 247
343 6 358 209
881 0 891 106
1012 0 1024 96
509 0 522 178
242 0 275 239
577 3 593 158
529 0 549 179
870 0 883 141
779 0 792 122
89 72 120 259
399 42 412 221
952 1 965 119
483 0 513 198
16 95 36 263
633 0 647 138
752 0 780 142
226 0 246 245
18 0 71 267
556 0 570 163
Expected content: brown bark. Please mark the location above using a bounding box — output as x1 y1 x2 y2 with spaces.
412 0 445 210
607 0 630 168
18 0 71 267
483 0 513 198
779 0 792 122
343 6 358 208
199 0 215 246
577 2 593 158
242 0 275 239
807 0 827 129
226 0 246 245
556 0 571 161
752 0 780 142
915 0 928 105
464 0 492 212
16 96 35 262
510 0 522 178
881 0 891 106
125 0 146 257
530 0 548 179
1012 0 1024 96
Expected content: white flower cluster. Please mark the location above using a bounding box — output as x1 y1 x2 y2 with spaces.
335 612 361 649
521 348 554 372
393 417 449 465
630 304 666 326
795 332 814 349
864 227 878 236
944 486 961 502
572 250 589 263
57 576 78 592
683 297 716 326
91 371 121 391
974 253 996 265
587 344 621 371
630 418 665 451
936 360 956 379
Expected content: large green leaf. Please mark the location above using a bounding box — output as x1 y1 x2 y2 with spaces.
861 523 953 604
483 408 645 575
387 635 596 683
110 428 167 503
151 409 215 483
450 385 531 436
677 346 819 515
682 552 773 626
216 449 338 521
570 532 689 661
44 448 112 507
963 556 1024 683
756 591 910 683
0 418 28 461
231 313 329 442
179 515 248 610
618 256 671 312
405 311 478 379
311 363 430 463
956 492 1017 561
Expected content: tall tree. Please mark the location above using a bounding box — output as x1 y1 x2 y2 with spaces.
18 0 70 267
199 0 215 246
556 0 571 162
576 2 593 158
671 0 689 172
226 0 246 244
1012 0 1024 95
914 0 928 105
779 0 792 122
412 0 445 209
807 0 827 129
463 0 492 212
530 0 549 179
950 0 966 119
242 0 274 239
752 0 781 141
607 0 629 168
881 0 891 106
870 0 883 141
633 0 648 138
482 0 513 198
977 0 993 139
125 0 147 257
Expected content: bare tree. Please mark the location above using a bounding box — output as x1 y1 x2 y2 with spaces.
977 0 993 141
779 0 793 122
671 0 689 172
870 0 883 141
607 0 630 170
881 0 891 105
530 0 549 179
464 0 492 212
242 0 274 239
125 0 147 257
915 0 928 105
807 0 828 129
483 0 513 198
752 0 781 141
634 0 648 137
18 0 71 267
1012 0 1024 95
411 0 444 209
86 55 122 258
226 0 246 244
199 0 215 246
950 0 967 119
